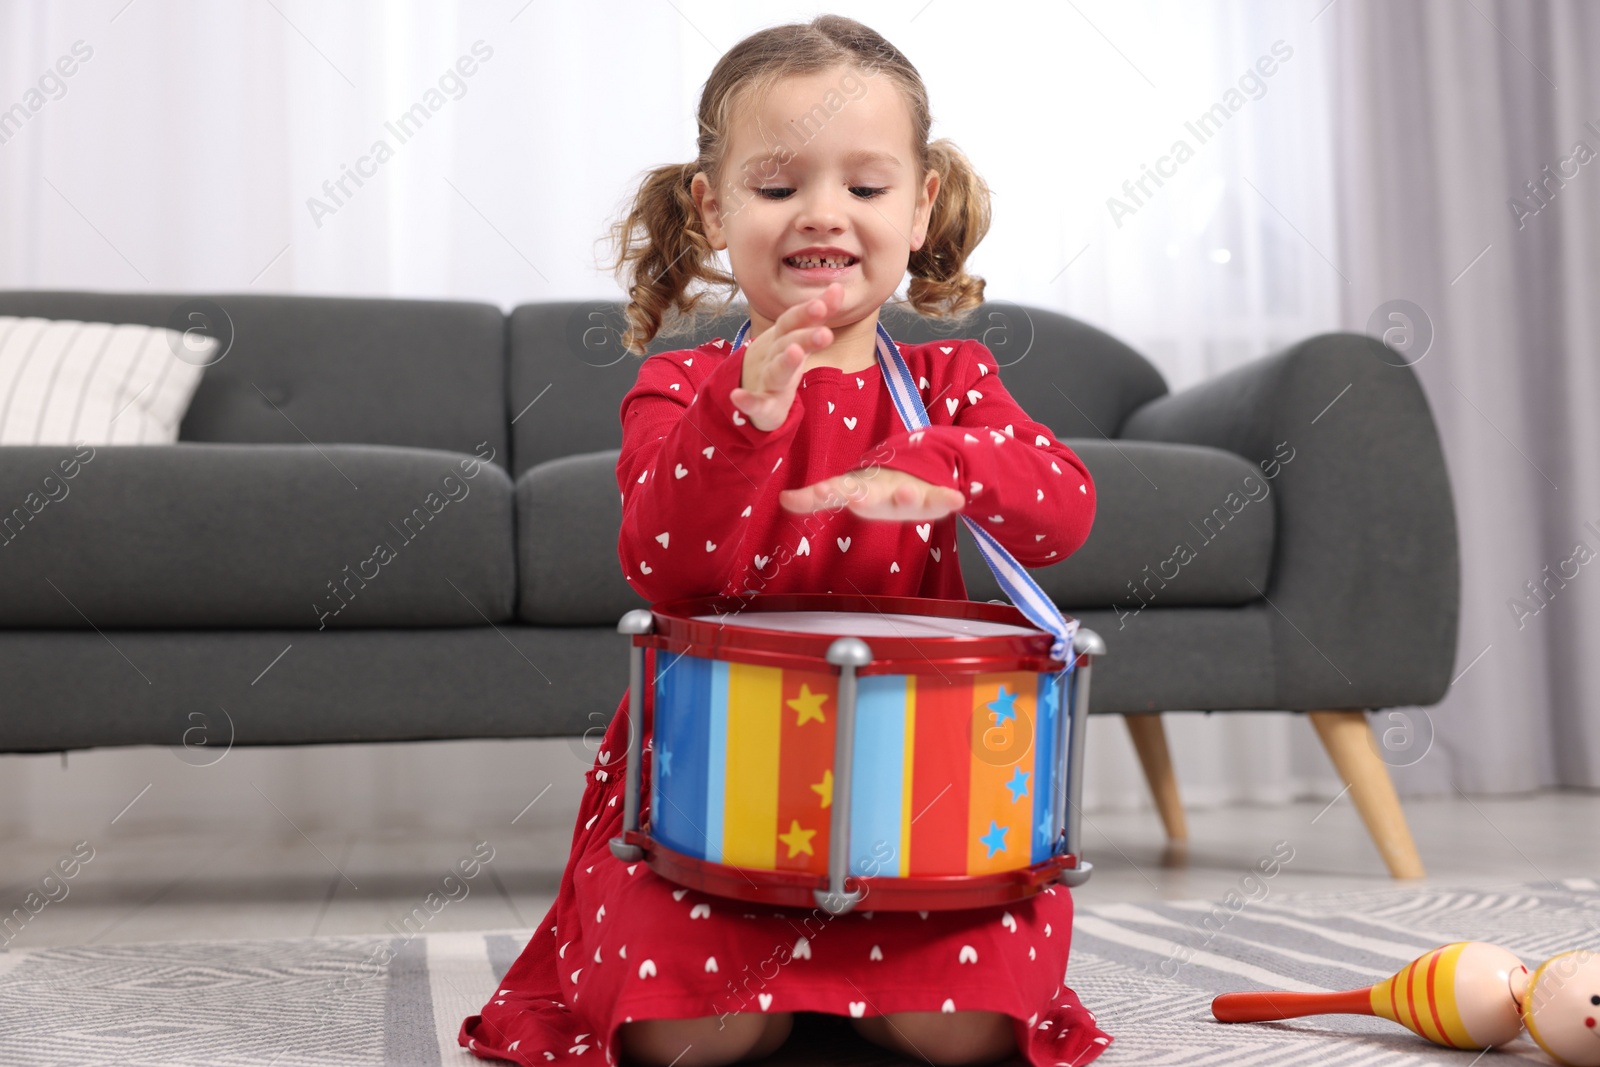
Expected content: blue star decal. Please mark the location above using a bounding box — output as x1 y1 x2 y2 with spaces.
1037 815 1055 845
1004 766 1031 802
979 820 1009 857
986 685 1019 724
657 746 673 777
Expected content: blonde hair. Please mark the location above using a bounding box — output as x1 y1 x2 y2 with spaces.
602 13 992 356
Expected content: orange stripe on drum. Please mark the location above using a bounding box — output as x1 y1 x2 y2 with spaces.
967 671 1037 876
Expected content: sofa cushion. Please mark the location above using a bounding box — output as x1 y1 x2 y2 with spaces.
516 440 1274 625
0 443 515 627
0 292 509 465
960 439 1275 610
516 449 647 625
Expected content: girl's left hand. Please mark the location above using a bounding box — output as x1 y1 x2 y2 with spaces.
779 467 965 521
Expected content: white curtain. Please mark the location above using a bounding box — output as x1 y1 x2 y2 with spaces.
1330 0 1600 797
1 0 1419 839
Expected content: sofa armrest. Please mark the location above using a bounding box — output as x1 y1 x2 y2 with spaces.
1119 332 1460 709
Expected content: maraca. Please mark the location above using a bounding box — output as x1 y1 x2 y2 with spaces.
1212 941 1600 1065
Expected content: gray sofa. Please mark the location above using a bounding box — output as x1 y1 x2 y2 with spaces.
0 290 1458 877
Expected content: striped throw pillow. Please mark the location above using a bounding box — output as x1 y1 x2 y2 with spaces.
0 316 213 445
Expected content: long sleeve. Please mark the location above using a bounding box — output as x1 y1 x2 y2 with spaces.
616 344 806 602
870 339 1096 567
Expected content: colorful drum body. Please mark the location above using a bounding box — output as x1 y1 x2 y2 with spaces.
610 592 1100 913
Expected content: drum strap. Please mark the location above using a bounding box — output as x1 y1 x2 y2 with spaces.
729 317 1079 667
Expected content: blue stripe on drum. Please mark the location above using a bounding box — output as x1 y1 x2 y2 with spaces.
704 657 729 863
651 649 711 859
1032 670 1061 863
849 674 906 878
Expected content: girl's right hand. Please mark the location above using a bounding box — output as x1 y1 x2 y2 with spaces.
729 283 845 432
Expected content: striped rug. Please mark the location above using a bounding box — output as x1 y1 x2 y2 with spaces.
0 879 1590 1065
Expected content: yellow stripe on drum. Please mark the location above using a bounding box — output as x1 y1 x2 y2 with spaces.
900 675 915 878
723 660 783 869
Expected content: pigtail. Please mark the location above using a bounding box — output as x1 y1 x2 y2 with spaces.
605 162 738 357
904 139 991 320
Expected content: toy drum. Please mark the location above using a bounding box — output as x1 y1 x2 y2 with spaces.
608 592 1105 914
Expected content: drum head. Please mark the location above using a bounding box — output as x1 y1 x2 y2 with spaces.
690 610 1040 640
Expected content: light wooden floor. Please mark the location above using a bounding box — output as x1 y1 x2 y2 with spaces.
1 787 1593 951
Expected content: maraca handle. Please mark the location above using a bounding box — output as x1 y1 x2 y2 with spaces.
1213 987 1374 1023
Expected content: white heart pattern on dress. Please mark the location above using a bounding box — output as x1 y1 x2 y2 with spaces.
639 561 651 574
683 357 693 365
963 433 979 444
740 505 752 517
836 536 851 552
849 1002 867 1017
754 554 770 570
828 401 835 413
655 532 669 547
797 537 810 556
1036 533 1047 541
916 523 930 541
672 888 688 901
889 562 899 573
978 362 989 375
988 515 1004 522
869 945 883 960
1051 461 1061 473
638 959 656 978
702 446 714 458
1001 911 1018 932
704 956 717 972
941 999 956 1013
1005 424 1015 437
945 397 960 416
690 903 711 919
856 377 865 389
731 409 746 425
637 470 648 483
919 376 929 390
758 993 773 1011
596 904 605 921
705 540 716 552
909 430 926 444
959 945 978 964
669 383 680 391
1037 488 1044 501
793 937 811 959
966 389 982 405
843 416 857 429
1035 434 1050 447
939 346 953 354
931 547 941 561
674 464 687 479
970 481 983 494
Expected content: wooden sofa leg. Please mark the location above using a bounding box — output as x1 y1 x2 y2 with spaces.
1308 710 1426 879
1123 713 1188 841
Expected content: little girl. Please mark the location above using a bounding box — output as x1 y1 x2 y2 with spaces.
461 14 1109 1067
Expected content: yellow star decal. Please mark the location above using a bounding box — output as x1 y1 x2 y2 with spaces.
787 683 828 726
778 819 817 858
810 769 833 809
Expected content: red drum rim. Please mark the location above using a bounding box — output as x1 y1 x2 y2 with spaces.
622 830 1080 912
644 592 1078 675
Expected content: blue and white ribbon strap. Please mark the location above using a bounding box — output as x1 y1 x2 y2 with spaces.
729 318 1078 666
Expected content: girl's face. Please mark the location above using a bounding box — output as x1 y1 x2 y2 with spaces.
692 66 939 335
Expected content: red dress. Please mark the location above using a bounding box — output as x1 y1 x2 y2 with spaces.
460 331 1113 1066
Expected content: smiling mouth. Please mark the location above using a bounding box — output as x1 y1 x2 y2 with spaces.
784 254 859 269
